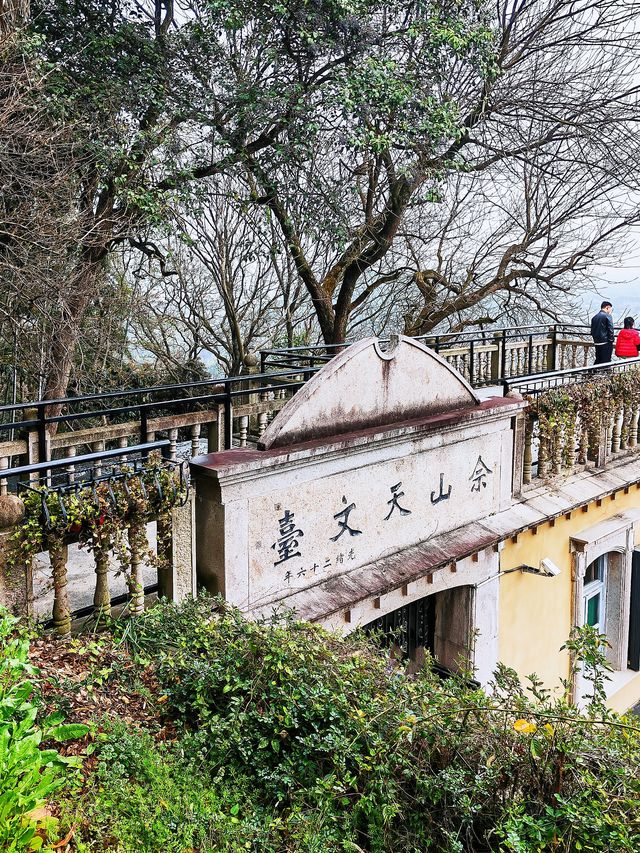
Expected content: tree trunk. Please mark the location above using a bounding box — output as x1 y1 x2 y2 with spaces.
42 256 104 427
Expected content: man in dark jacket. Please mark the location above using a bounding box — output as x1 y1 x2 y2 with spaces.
591 301 615 364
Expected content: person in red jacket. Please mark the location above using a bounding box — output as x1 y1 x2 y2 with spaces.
615 316 640 358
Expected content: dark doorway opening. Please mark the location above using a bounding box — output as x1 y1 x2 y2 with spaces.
362 595 435 660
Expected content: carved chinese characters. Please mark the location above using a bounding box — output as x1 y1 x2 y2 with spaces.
249 438 500 601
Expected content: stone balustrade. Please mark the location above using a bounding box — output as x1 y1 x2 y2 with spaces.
0 332 602 630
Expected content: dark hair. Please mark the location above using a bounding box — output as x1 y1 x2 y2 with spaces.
601 300 613 309
624 316 635 329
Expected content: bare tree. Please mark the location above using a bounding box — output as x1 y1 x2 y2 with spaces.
240 0 640 342
130 186 313 377
398 144 640 334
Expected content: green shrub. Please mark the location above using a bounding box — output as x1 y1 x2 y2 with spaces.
0 608 88 852
68 721 289 852
115 598 640 852
61 598 640 851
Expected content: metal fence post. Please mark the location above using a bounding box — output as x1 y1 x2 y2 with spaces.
490 331 501 381
550 325 558 371
36 403 47 464
140 407 148 447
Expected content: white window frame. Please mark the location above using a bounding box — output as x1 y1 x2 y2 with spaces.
583 554 607 634
571 513 640 676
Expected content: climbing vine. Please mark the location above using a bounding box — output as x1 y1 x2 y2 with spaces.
11 456 186 635
525 368 640 476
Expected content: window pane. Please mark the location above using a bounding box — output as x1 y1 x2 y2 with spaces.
586 593 601 627
585 555 606 586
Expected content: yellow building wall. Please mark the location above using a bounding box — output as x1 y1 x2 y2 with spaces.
499 489 640 706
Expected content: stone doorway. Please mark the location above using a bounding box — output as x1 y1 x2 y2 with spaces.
361 585 474 675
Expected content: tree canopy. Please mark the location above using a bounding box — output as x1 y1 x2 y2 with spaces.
3 0 640 401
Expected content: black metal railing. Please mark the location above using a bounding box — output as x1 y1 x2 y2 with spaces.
503 355 640 399
261 324 596 386
0 324 606 483
0 439 191 503
0 365 319 474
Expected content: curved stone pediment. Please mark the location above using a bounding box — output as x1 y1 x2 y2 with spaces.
258 335 480 450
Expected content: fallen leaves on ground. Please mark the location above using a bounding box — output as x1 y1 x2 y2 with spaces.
29 634 170 748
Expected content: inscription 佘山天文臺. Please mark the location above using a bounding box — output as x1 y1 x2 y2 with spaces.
258 446 497 593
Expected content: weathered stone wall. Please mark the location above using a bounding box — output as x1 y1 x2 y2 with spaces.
0 495 32 616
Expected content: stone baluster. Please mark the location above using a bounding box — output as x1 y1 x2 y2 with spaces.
523 418 534 484
127 521 146 616
552 430 563 475
612 409 622 454
49 538 71 638
168 427 178 460
578 420 589 465
65 445 76 484
92 439 105 477
93 550 111 619
190 424 201 457
565 420 578 472
630 407 640 449
156 514 172 600
266 390 276 424
538 432 549 477
0 456 7 496
238 415 249 447
621 407 631 451
117 436 128 463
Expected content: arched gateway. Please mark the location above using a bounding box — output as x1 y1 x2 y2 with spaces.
191 336 524 684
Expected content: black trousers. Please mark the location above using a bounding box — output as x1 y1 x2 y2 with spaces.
594 343 613 364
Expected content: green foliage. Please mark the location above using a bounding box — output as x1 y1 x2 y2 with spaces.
526 366 640 472
12 456 184 570
67 721 277 853
74 596 640 853
0 608 88 852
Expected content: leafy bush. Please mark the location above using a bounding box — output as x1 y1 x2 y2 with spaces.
68 721 278 852
106 597 640 853
0 608 88 852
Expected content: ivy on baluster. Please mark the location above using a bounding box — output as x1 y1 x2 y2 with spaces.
10 456 186 634
525 367 640 478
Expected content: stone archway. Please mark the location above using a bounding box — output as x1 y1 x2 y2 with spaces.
361 585 476 677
